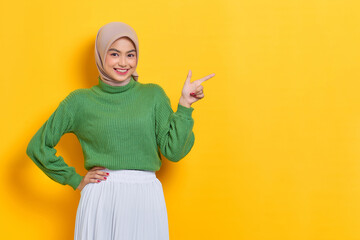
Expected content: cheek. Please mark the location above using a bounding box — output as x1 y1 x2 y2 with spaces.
129 58 137 67
104 56 115 68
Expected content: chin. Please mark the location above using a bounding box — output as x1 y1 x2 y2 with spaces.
113 77 128 81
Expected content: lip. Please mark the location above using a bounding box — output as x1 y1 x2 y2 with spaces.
114 68 129 75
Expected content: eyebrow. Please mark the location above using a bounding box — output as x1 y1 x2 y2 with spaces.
108 48 136 53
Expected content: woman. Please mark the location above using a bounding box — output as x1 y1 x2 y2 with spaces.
26 21 215 240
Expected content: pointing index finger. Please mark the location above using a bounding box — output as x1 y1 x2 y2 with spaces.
199 73 215 84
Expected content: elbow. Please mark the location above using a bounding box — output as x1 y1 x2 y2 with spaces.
160 146 187 162
164 142 195 163
26 136 38 160
165 149 192 163
166 155 183 163
26 140 33 158
159 132 195 163
161 148 183 162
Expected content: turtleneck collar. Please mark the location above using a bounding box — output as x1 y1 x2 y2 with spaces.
97 75 137 93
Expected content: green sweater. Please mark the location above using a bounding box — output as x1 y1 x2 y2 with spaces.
26 76 195 190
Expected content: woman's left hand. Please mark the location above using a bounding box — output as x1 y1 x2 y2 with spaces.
179 70 215 108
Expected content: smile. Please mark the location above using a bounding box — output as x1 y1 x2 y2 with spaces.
114 68 129 75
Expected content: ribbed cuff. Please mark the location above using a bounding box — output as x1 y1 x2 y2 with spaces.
176 103 194 119
67 173 83 191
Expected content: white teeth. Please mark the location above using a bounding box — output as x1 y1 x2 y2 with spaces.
115 69 128 73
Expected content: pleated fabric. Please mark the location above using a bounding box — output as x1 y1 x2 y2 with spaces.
74 169 169 240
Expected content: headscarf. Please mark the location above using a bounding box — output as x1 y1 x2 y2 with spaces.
95 22 139 82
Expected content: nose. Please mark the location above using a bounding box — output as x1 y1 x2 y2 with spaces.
118 56 127 67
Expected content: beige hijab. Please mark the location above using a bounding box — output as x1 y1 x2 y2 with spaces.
95 22 139 82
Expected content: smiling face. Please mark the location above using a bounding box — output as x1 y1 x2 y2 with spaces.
103 37 137 86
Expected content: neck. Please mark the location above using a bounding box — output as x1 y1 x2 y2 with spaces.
97 75 137 93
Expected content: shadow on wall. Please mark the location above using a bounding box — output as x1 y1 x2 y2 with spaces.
7 132 84 239
5 39 177 240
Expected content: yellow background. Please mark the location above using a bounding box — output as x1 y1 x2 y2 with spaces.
1 0 360 239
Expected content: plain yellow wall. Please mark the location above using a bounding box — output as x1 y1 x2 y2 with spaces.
1 0 360 239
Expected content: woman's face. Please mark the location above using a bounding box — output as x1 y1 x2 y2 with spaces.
104 37 137 86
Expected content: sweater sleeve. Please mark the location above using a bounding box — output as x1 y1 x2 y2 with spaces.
26 93 83 191
154 85 195 162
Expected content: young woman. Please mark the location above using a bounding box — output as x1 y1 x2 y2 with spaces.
26 21 215 240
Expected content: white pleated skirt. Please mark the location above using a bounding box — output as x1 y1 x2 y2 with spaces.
74 169 169 240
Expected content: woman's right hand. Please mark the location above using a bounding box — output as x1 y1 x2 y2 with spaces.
77 166 109 191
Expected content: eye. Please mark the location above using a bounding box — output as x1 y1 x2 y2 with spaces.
110 53 118 57
128 54 135 57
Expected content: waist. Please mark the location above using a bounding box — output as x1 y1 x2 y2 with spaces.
99 168 157 183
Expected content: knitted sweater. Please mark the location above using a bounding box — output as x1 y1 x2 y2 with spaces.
26 76 195 190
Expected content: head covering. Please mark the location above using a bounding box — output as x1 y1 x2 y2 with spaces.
95 22 139 82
